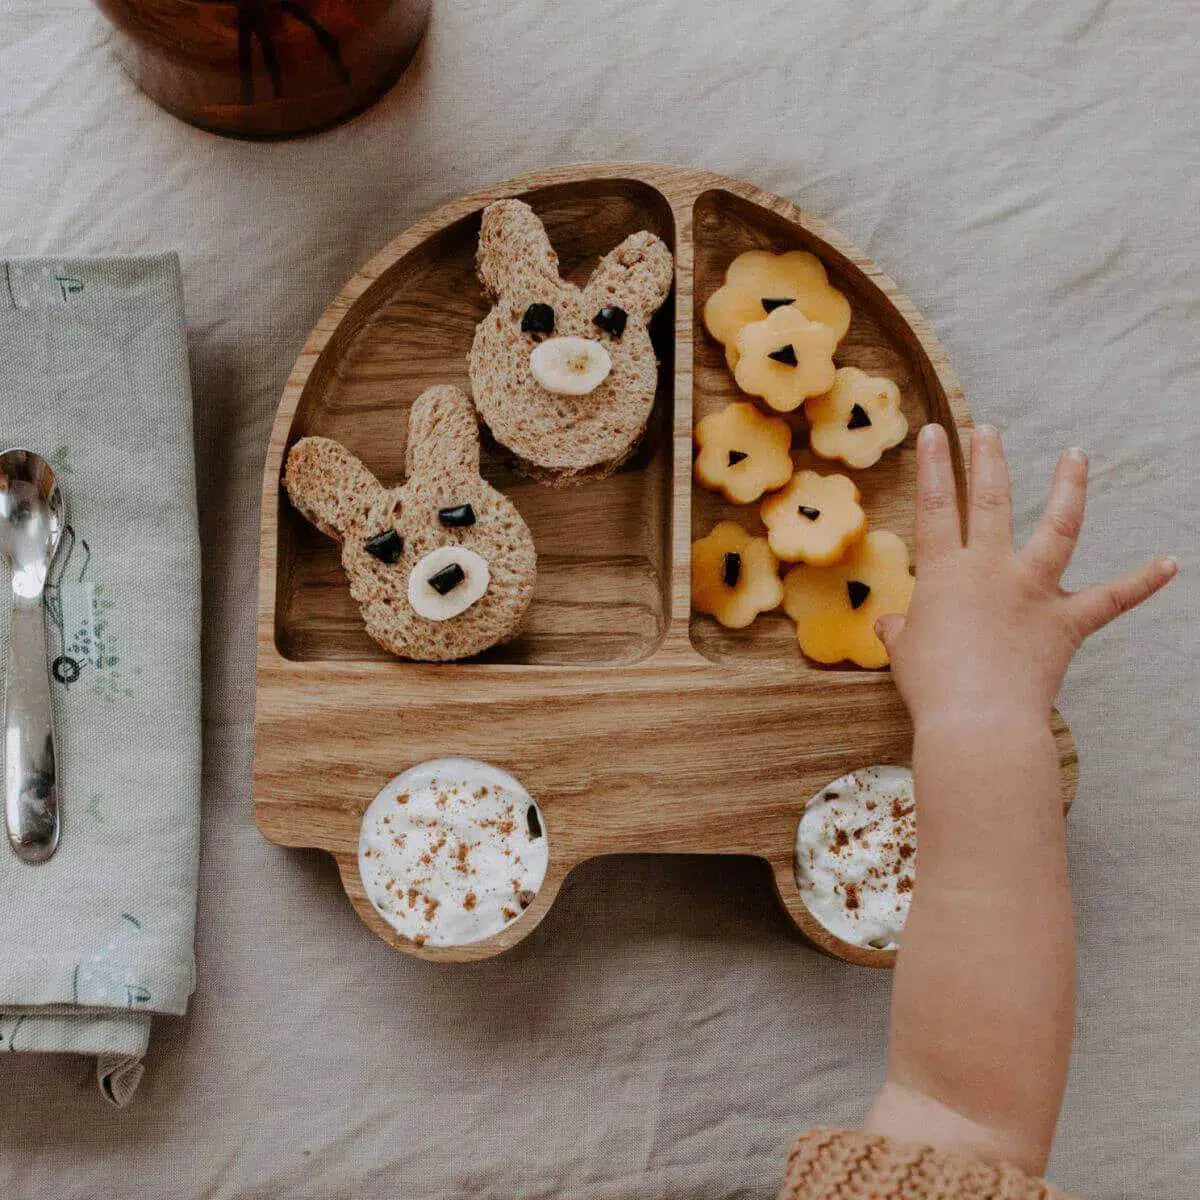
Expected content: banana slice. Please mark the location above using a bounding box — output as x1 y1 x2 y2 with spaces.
407 546 490 621
529 336 612 396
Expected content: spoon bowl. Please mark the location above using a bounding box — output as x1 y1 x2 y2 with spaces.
0 450 64 585
0 449 65 863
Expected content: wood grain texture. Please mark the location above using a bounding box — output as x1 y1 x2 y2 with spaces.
254 163 1077 967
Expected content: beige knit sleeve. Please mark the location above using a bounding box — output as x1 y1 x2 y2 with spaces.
778 1128 1078 1200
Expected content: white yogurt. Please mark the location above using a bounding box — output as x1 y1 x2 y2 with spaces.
794 765 916 950
358 758 549 947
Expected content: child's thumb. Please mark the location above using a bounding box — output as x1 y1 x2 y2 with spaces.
874 613 906 648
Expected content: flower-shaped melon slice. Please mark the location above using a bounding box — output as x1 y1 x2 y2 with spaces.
760 470 866 566
806 366 908 469
694 401 794 504
732 306 839 413
782 529 914 668
692 521 784 629
703 250 851 370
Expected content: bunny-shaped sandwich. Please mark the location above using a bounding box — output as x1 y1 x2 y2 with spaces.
469 198 674 486
283 385 536 661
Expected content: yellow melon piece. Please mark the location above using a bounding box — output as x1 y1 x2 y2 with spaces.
760 470 866 566
782 529 914 668
703 250 851 371
692 521 784 630
694 402 794 504
732 307 839 413
806 367 908 469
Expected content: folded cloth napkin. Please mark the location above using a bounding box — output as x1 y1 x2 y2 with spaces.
0 254 201 1105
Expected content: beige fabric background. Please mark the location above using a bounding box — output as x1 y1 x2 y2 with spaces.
1 1 1196 1196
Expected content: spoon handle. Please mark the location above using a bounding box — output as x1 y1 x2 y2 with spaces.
5 595 59 862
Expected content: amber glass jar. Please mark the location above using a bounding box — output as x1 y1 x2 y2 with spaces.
93 0 431 139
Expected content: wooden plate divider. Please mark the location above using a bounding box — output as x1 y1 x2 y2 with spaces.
253 163 1077 966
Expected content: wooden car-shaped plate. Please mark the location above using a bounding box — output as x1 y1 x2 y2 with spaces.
254 163 1077 965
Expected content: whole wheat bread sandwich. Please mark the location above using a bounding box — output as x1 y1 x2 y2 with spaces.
469 198 674 486
284 384 536 661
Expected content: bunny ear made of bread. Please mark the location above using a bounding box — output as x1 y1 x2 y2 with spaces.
476 198 561 299
584 230 674 319
405 385 482 480
284 437 390 542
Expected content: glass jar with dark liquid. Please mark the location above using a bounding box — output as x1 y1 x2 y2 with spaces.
93 0 431 139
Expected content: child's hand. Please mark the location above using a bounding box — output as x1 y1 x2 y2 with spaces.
876 423 1176 729
867 423 1175 1174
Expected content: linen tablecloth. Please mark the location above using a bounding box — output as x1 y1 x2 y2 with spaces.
1 1 1195 1196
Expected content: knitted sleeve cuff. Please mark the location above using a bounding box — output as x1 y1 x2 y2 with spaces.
779 1128 1075 1200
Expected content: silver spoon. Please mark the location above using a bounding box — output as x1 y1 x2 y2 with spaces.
0 449 65 863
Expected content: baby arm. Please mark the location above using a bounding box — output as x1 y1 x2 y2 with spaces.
865 424 1176 1174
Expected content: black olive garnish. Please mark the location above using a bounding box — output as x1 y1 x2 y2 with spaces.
727 449 749 466
437 503 477 528
722 551 742 588
428 562 466 595
593 306 628 337
364 529 404 563
761 297 794 314
527 805 543 840
798 505 821 521
847 403 872 429
521 303 555 335
767 343 799 367
846 580 871 610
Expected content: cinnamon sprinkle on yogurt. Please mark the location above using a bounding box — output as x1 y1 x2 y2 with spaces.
358 759 548 948
794 766 917 950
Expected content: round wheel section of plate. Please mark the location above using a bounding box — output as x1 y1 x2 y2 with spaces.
358 759 549 948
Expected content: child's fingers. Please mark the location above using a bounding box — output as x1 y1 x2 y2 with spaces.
1021 448 1088 584
874 613 906 650
1065 556 1178 638
915 424 961 567
967 425 1013 550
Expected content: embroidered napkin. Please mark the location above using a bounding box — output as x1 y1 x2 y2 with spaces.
0 253 201 1105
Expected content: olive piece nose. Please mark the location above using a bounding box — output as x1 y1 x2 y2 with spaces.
428 563 465 595
407 547 490 621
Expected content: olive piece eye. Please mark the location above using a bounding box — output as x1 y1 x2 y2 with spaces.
521 303 555 335
364 529 404 564
846 580 871 610
592 306 628 337
437 504 477 528
722 551 742 588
